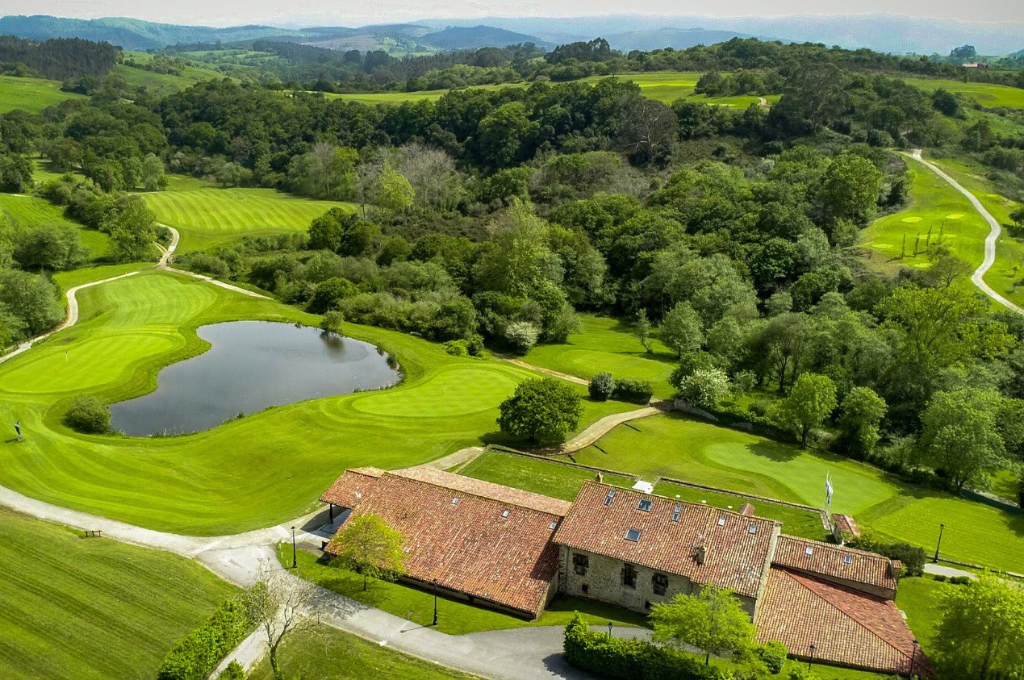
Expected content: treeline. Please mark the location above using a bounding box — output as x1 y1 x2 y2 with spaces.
0 36 119 81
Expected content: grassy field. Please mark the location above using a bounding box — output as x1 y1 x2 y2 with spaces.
282 546 649 636
0 193 111 261
859 160 991 273
247 625 476 680
564 413 1024 572
0 506 237 678
112 53 228 97
904 77 1024 109
0 75 86 114
140 185 354 253
895 576 952 659
522 315 678 398
0 269 632 534
328 72 778 108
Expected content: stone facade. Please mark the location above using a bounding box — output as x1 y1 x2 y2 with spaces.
558 545 757 616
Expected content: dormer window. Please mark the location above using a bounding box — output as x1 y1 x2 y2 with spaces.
638 499 653 512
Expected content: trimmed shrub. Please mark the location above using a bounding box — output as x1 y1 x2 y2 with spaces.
589 372 615 401
933 575 947 582
949 576 973 585
445 340 469 357
757 640 787 675
563 613 725 680
63 395 111 434
613 379 654 405
157 589 260 680
848 535 925 577
219 661 245 680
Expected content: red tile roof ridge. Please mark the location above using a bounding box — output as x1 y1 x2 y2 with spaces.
777 535 886 558
392 467 572 517
780 567 916 662
348 466 387 478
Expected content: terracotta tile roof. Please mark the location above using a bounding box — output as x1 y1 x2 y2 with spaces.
393 467 572 517
755 567 921 675
553 482 780 599
832 514 861 537
323 470 560 617
320 467 386 508
773 536 898 597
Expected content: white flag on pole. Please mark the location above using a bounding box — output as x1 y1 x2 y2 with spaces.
825 474 834 506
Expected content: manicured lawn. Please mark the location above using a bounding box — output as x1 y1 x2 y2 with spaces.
0 193 112 261
247 625 476 680
0 506 237 678
523 314 678 397
457 449 637 500
572 413 1024 572
895 576 953 658
860 160 990 272
0 75 86 114
0 269 632 534
281 546 649 636
904 77 1024 109
140 185 355 253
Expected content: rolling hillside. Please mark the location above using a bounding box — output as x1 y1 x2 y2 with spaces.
0 74 85 114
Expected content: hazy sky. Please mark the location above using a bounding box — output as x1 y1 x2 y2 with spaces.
4 1 1022 26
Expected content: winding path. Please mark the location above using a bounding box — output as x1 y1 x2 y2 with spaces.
904 150 1023 315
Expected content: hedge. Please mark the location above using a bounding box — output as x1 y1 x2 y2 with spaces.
563 614 726 680
157 588 261 680
612 378 654 405
847 536 926 577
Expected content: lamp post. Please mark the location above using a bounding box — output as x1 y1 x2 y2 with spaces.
808 643 816 670
933 523 945 563
432 580 439 626
608 621 614 640
291 526 297 569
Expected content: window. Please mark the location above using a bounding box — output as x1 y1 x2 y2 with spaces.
622 564 637 588
805 545 814 556
843 554 853 565
573 553 589 576
653 573 669 596
717 516 726 527
451 497 459 505
625 529 641 542
637 499 653 512
581 584 589 594
550 521 558 530
671 504 682 522
604 489 616 506
748 525 757 534
501 509 510 518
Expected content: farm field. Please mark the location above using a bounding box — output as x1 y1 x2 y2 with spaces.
522 314 678 398
904 77 1024 109
283 546 648 636
0 193 112 261
247 625 476 680
140 185 353 253
328 72 778 108
859 159 990 272
570 413 1024 572
0 506 237 678
0 269 633 534
0 74 86 114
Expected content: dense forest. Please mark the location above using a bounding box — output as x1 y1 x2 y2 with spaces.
2 35 1024 502
0 35 119 80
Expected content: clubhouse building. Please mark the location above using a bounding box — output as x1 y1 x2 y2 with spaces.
321 467 923 676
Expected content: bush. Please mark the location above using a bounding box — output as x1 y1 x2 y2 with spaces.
589 372 615 401
498 378 583 444
757 640 787 675
613 379 654 405
445 339 469 357
847 534 925 577
219 661 245 680
949 576 973 585
180 252 228 278
676 368 730 410
563 613 725 680
933 575 947 582
308 277 357 314
465 333 485 356
1018 475 1024 508
157 589 260 680
63 395 111 434
319 310 344 336
504 321 540 354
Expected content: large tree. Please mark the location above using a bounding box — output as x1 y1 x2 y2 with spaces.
835 387 887 459
651 586 755 666
920 388 1006 490
934 576 1024 679
659 301 704 358
497 377 583 444
820 154 883 224
771 373 837 447
329 514 406 591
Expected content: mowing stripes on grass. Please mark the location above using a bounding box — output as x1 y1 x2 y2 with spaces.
0 506 237 679
0 194 111 262
458 449 636 500
0 270 633 534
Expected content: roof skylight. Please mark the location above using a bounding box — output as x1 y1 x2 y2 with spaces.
625 529 641 542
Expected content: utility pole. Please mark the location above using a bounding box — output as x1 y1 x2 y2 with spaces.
933 523 945 563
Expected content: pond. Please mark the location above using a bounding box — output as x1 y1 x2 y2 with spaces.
109 321 399 436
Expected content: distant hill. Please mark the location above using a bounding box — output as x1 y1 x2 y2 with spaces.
419 25 547 50
604 28 766 52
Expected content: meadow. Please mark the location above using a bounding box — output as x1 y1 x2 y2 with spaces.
112 53 230 97
140 185 354 253
0 193 111 261
0 506 237 678
522 314 678 398
0 75 86 114
859 159 991 272
904 77 1024 109
0 269 633 535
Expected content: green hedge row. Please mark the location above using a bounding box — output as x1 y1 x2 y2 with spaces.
563 614 726 680
157 588 261 680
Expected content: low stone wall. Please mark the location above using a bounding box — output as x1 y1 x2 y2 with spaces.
658 476 830 530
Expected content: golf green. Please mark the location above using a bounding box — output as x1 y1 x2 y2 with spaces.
0 269 632 535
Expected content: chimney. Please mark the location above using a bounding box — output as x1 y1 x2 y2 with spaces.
595 471 603 483
694 546 706 565
739 503 755 517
